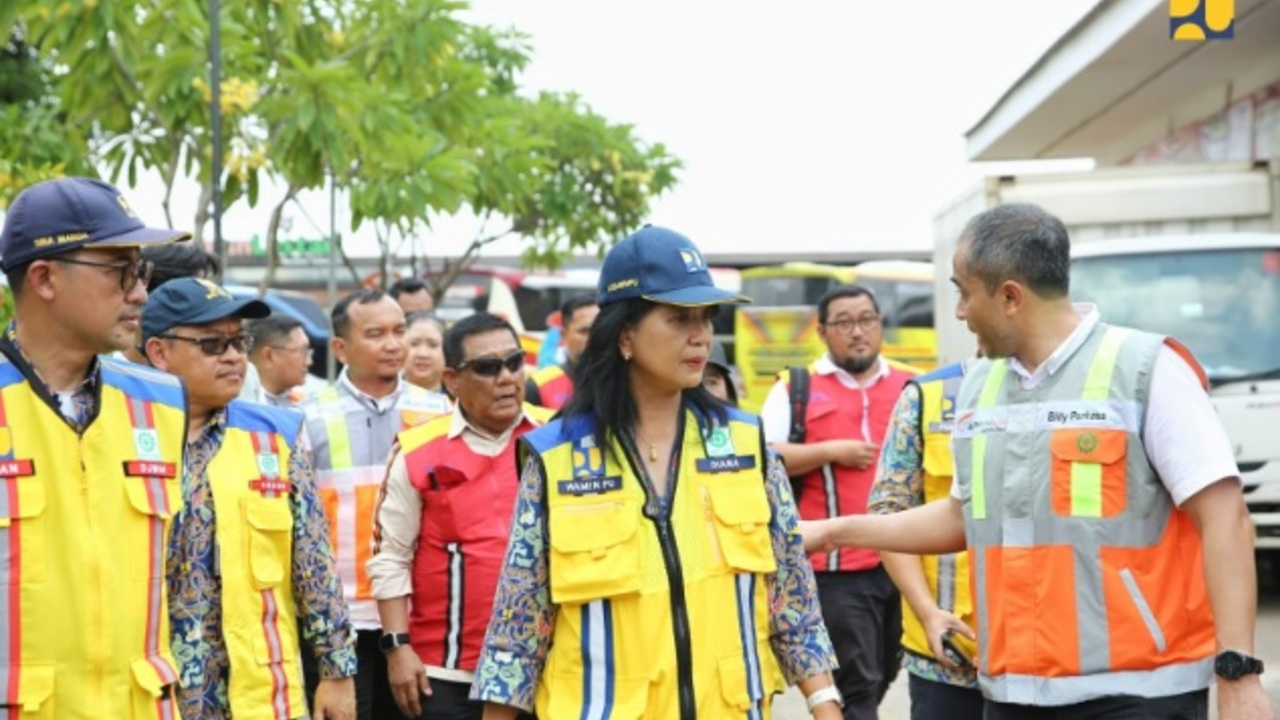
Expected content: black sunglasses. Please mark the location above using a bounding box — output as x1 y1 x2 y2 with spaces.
159 334 253 356
53 256 154 293
456 349 524 378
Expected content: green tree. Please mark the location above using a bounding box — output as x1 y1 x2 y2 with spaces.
3 0 682 291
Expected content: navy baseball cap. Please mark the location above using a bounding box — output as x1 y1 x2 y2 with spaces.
0 177 190 272
597 225 751 307
142 277 271 344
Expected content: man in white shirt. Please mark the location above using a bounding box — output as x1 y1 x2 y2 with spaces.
804 203 1273 720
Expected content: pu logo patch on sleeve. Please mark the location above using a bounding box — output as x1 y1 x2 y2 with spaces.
557 476 624 496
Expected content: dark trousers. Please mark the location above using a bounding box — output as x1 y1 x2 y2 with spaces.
816 567 903 720
984 689 1208 720
408 678 536 720
304 629 405 720
908 673 984 720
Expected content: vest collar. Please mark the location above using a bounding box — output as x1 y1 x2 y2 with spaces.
1007 303 1099 390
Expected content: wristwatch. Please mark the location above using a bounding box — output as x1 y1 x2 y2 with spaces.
378 632 411 654
1215 650 1264 680
804 685 844 712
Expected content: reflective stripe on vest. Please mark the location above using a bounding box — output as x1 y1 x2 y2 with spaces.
900 368 976 670
526 409 786 719
0 355 185 718
206 401 306 720
305 383 449 627
953 325 1215 706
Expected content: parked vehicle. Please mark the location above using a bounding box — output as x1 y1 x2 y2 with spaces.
225 284 331 376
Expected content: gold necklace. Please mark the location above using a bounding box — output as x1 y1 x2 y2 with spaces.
635 428 661 462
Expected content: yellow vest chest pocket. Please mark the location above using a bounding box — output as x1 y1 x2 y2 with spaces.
705 482 776 575
123 474 181 582
244 498 295 590
130 655 178 720
921 433 953 481
0 476 47 586
548 501 641 605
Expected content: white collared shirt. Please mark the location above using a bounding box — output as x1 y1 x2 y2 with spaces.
337 367 402 414
761 353 891 443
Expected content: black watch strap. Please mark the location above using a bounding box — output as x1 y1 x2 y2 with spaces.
378 632 411 653
1215 650 1264 680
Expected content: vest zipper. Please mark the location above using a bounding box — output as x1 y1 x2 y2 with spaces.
655 518 697 720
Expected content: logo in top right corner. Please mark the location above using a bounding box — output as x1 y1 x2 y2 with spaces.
1170 0 1234 40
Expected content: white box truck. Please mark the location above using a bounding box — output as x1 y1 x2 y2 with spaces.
934 161 1280 552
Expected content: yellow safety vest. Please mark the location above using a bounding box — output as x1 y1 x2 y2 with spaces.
0 355 185 719
524 407 786 720
204 401 307 720
900 365 976 665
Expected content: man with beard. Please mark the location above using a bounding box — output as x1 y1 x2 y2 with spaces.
761 284 920 720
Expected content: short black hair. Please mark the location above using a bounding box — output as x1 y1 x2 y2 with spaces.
388 277 428 300
5 261 32 300
143 242 220 291
331 288 388 339
247 313 304 355
961 203 1070 298
443 312 519 368
560 292 599 325
817 284 880 324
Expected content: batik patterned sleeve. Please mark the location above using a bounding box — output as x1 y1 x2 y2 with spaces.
471 453 556 712
764 452 837 683
289 431 357 679
867 383 925 515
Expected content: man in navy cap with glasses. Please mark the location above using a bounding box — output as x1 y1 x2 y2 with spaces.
142 277 357 720
0 177 190 717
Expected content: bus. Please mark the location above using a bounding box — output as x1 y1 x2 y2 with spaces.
734 261 937 413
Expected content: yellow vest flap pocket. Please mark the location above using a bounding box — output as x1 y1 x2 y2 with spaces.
716 652 756 712
707 484 777 574
1049 428 1126 465
123 475 179 519
549 502 637 553
0 477 46 523
0 663 54 711
246 498 294 532
245 498 294 588
548 502 641 604
130 655 176 697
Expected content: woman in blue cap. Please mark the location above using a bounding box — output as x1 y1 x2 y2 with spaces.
473 226 842 719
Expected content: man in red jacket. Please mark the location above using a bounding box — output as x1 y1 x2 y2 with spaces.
368 312 547 720
760 284 919 720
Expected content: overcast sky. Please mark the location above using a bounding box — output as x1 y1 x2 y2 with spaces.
152 0 1100 260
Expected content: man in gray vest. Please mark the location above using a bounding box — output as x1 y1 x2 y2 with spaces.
302 289 449 720
803 203 1272 719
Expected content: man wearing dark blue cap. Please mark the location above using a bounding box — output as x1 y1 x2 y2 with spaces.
142 277 357 720
0 177 191 718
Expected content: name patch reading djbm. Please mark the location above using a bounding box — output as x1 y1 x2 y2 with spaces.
695 455 756 473
557 476 623 496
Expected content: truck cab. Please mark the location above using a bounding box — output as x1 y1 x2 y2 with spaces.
1071 234 1280 549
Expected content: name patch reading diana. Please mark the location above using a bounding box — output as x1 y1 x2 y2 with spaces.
557 476 623 496
695 455 756 473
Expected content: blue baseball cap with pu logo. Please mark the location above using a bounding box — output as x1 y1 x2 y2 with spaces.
0 177 190 272
142 277 270 344
597 225 751 307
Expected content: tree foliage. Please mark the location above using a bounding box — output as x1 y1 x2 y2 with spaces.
1 0 682 290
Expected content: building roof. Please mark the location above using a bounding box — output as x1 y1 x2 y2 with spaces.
967 0 1280 163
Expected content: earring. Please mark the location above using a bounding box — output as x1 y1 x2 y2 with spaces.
622 351 632 361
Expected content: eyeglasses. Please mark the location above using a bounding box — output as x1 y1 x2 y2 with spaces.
270 345 314 360
159 334 253 356
455 350 524 378
53 256 154 293
824 315 882 334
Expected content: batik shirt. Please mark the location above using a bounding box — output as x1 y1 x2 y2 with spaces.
867 384 978 689
167 408 356 719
